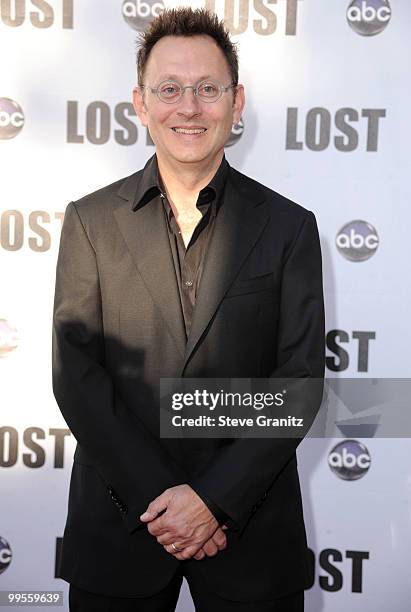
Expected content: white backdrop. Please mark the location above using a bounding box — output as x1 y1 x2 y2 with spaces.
1 1 410 610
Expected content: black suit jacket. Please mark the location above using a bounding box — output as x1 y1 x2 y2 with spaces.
52 156 325 601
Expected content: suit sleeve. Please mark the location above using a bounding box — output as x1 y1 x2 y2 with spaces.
52 202 188 534
189 210 325 533
188 483 233 527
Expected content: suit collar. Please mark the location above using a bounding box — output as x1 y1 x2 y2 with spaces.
124 153 229 213
131 154 161 211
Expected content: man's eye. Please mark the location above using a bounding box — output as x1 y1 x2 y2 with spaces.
161 85 179 95
199 83 218 95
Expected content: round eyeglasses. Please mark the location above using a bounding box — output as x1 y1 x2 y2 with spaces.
139 79 237 104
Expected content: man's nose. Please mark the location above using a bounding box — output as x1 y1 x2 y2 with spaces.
177 87 202 116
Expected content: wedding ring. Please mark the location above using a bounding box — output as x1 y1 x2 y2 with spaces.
171 542 183 552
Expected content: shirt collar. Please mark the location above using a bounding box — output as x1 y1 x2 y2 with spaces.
131 153 229 212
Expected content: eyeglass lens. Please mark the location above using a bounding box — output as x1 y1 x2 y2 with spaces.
158 80 221 102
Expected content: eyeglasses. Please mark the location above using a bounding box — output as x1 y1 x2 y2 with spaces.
139 79 237 104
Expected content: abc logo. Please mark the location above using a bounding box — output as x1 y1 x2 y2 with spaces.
0 537 12 574
0 319 19 357
226 118 244 147
347 0 391 36
328 440 371 480
336 220 379 262
122 0 164 31
0 98 24 140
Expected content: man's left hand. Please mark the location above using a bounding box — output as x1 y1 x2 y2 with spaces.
139 484 221 560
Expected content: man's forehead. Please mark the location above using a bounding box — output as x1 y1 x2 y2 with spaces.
154 73 215 83
145 35 229 80
150 33 219 53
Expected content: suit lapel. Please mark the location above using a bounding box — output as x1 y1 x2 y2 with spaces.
114 175 187 359
182 169 269 373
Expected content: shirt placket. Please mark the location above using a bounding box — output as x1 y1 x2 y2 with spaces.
168 198 212 339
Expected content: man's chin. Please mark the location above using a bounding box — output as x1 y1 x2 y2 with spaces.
164 148 212 165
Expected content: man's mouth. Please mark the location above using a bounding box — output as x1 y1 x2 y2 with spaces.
171 127 207 134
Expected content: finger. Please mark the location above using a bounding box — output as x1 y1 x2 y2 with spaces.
193 548 206 560
163 544 182 559
202 539 218 557
212 529 227 545
162 525 225 556
140 490 171 522
211 530 227 549
165 543 202 561
147 515 168 536
163 542 185 554
155 532 174 545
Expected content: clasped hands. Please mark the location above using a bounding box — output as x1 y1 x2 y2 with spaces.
139 484 227 561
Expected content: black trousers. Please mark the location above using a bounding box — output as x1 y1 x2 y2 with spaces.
69 566 304 612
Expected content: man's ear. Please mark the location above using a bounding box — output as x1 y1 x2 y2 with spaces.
232 83 245 126
132 86 148 127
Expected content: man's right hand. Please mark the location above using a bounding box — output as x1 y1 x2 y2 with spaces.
192 524 228 560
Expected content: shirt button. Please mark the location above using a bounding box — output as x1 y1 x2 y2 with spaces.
185 280 193 287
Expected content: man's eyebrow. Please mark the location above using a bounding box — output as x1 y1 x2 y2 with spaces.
156 74 214 82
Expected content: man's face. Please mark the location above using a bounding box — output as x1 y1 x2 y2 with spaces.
133 35 244 166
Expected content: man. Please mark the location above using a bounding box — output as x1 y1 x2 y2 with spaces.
52 7 325 611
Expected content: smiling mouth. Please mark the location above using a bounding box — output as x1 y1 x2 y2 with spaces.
171 127 207 134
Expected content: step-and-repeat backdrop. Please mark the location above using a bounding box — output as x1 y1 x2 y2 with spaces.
1 1 410 610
